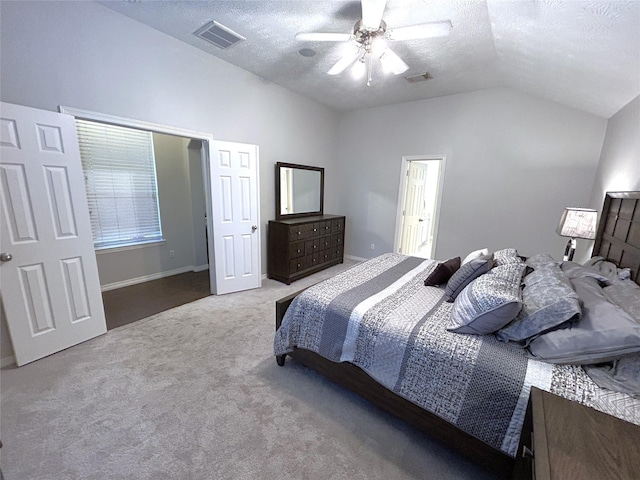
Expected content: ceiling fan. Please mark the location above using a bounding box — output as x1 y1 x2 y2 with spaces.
295 0 452 86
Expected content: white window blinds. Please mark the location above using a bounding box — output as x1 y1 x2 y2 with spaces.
75 119 163 249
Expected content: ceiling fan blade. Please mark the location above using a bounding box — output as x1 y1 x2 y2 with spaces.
379 47 409 75
361 0 387 31
295 32 354 42
327 45 362 75
386 20 452 41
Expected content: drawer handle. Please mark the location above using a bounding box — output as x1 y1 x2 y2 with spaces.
297 263 301 268
314 228 317 232
313 245 317 249
297 232 301 235
521 445 534 459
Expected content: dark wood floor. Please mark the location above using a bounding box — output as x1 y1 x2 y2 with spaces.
102 270 211 330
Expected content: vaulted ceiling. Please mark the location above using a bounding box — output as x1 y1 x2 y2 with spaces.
100 0 640 118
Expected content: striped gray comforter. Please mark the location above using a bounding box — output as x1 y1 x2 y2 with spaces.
274 253 640 456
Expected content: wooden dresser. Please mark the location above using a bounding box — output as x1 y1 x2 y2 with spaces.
267 214 345 284
513 387 640 479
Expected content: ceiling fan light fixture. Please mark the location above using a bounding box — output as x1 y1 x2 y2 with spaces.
328 44 361 75
351 57 367 79
370 36 387 57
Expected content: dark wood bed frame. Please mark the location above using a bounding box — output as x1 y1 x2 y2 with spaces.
274 191 640 479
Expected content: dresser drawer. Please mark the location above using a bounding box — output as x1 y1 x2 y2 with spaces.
289 241 305 258
320 220 332 234
319 235 332 250
305 238 321 254
320 250 332 263
332 218 344 232
289 258 305 274
288 224 313 241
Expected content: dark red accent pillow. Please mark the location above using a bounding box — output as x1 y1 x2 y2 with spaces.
424 257 461 286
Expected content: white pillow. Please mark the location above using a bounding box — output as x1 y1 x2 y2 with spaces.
462 248 489 265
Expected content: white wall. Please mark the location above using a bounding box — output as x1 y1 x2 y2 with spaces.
588 95 640 209
335 88 607 261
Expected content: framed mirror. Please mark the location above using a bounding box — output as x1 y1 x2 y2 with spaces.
275 162 324 220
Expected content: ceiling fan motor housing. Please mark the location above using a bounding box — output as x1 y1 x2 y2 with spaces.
353 19 387 50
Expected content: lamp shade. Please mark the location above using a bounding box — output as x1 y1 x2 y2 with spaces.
556 207 598 240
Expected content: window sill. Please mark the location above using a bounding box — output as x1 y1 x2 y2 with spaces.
95 240 166 255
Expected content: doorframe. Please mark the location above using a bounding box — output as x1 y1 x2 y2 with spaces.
59 106 220 292
393 155 447 258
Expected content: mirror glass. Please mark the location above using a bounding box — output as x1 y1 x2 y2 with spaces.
276 162 324 219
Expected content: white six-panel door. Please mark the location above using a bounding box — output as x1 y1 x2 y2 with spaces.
208 141 261 294
0 102 106 366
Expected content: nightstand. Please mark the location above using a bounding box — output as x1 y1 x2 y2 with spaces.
513 387 640 479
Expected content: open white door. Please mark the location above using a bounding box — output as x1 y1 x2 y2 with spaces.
395 156 445 259
0 102 106 366
207 141 261 294
400 161 430 255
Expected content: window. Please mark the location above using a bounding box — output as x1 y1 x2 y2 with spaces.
75 119 164 250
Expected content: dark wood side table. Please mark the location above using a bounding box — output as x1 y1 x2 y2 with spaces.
514 387 640 480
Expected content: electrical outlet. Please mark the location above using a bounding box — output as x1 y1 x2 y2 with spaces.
169 250 175 258
370 243 375 250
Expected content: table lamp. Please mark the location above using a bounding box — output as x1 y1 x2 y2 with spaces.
556 207 598 261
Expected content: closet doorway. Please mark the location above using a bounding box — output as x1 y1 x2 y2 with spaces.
394 156 445 259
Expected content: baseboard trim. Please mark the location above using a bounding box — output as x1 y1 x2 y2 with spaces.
345 254 367 262
193 264 210 273
1 355 15 368
101 266 205 292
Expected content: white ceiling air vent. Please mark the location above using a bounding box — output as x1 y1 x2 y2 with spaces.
194 21 245 49
405 72 433 83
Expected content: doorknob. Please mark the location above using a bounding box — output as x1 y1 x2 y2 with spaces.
0 252 12 262
251 225 258 232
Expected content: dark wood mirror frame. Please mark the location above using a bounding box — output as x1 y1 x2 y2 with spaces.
275 162 324 220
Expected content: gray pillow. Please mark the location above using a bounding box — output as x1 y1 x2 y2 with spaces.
448 263 525 335
493 248 523 266
496 263 581 346
444 253 494 302
528 275 640 364
525 253 557 268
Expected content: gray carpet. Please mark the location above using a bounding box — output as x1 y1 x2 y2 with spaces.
1 260 498 480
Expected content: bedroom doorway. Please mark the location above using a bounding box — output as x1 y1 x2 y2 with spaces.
394 156 445 259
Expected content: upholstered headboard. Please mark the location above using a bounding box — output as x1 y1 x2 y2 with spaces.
593 191 640 286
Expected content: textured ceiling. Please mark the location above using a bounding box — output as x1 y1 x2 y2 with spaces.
99 0 640 118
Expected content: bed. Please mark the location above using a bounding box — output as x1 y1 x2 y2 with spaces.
273 191 640 478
